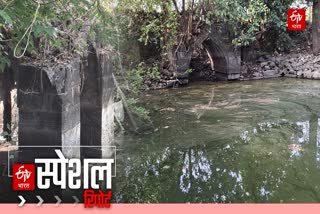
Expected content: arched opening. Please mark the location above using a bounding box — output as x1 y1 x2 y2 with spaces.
189 44 215 82
189 38 229 82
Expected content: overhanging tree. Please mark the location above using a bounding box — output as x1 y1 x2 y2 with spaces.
117 0 270 73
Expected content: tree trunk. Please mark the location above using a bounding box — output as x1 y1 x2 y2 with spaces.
312 0 320 54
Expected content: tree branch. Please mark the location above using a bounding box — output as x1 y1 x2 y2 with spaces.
171 0 180 14
182 0 185 13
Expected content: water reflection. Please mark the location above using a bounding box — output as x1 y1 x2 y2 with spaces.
117 118 320 202
317 118 320 162
115 79 320 203
296 121 310 144
239 119 311 158
238 116 320 164
118 118 319 202
179 149 212 193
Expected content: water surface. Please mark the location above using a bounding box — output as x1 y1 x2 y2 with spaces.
115 78 320 203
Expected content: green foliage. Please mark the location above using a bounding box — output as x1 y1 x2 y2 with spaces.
0 9 12 24
214 0 270 46
127 62 160 93
127 98 150 121
32 24 55 38
145 62 161 80
117 0 179 61
260 0 295 52
0 0 118 71
277 32 294 52
117 0 271 48
186 68 193 74
127 66 146 93
116 0 302 58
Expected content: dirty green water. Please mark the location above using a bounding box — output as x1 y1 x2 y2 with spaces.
114 78 320 203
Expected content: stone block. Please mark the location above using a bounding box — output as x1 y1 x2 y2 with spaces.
18 65 41 93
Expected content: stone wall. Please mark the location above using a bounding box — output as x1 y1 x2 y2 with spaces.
240 52 320 80
17 58 82 159
16 49 115 160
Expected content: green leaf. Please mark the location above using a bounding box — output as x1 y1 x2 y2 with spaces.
33 25 55 37
0 10 13 24
1 131 8 136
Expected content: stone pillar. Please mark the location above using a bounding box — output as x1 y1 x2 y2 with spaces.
17 59 81 160
81 47 114 158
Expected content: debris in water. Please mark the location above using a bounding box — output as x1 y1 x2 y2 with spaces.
288 144 304 152
224 144 231 150
163 165 170 169
160 107 176 112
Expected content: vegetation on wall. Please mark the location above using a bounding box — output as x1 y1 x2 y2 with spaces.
0 0 318 126
0 0 117 71
0 0 315 74
116 0 271 72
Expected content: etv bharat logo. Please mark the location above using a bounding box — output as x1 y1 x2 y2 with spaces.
288 9 306 31
13 164 35 191
12 150 114 208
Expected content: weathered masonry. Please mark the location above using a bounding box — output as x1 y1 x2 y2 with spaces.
174 22 241 84
204 23 241 80
17 59 82 160
16 49 115 161
80 47 115 158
